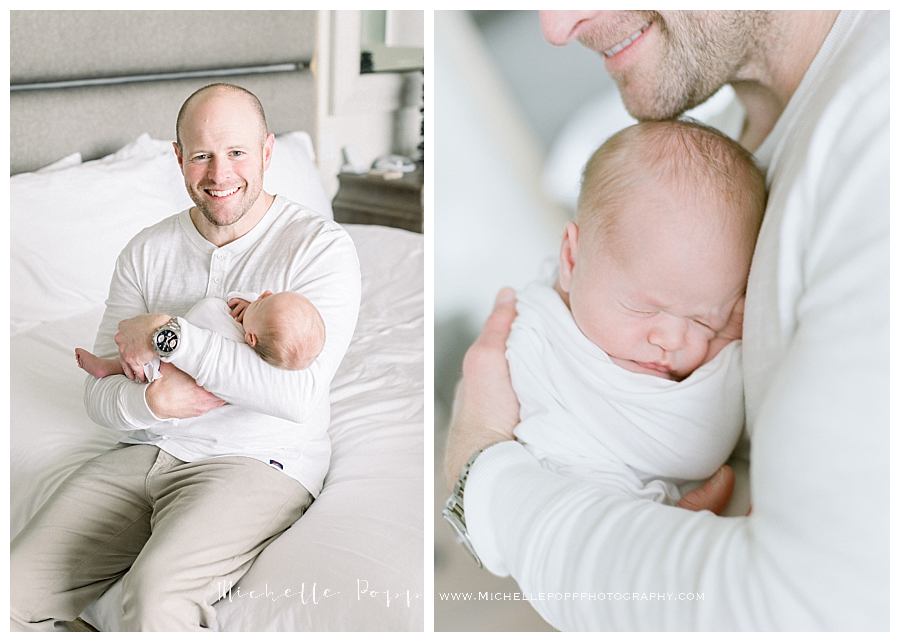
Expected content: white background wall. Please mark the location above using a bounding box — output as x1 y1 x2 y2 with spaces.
433 10 620 408
314 10 423 197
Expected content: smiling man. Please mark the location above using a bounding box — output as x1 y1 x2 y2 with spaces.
444 10 888 631
539 11 836 150
175 85 274 243
11 84 361 631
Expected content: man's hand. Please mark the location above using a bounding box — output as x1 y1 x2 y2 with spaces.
677 465 736 515
145 362 226 419
443 288 521 490
228 297 251 324
115 313 170 382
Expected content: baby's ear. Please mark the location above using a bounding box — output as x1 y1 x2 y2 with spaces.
558 221 579 293
259 290 273 300
245 331 258 347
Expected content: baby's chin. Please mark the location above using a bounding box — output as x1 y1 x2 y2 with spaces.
609 356 682 381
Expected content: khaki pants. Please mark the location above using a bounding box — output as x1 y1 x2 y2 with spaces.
10 444 312 631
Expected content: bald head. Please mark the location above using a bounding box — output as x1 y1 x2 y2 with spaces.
175 83 268 149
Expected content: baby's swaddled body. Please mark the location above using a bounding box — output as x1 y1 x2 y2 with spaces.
141 294 248 382
508 281 744 504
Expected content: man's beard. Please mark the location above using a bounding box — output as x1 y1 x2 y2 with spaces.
191 181 260 228
588 11 769 121
634 15 744 119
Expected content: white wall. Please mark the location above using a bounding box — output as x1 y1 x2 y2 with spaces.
434 11 570 404
314 10 422 197
386 10 424 47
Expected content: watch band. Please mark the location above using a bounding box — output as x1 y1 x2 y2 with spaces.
441 449 484 568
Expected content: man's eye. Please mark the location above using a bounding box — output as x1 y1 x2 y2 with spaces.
230 151 245 157
192 155 208 161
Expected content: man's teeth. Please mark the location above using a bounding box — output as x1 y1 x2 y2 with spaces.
208 186 239 197
604 22 650 57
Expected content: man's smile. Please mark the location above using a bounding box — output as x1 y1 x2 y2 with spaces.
204 185 241 200
602 20 652 58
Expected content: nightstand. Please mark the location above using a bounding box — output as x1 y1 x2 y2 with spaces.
332 163 423 233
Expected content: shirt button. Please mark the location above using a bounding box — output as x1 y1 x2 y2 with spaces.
214 277 221 283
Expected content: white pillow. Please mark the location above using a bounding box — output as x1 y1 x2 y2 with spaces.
11 131 331 333
93 133 172 165
264 131 334 219
11 149 192 334
35 152 83 173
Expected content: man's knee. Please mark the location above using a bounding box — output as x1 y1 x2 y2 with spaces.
121 558 169 612
10 537 62 626
121 557 210 630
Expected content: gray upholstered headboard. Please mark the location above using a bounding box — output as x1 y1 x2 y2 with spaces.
10 10 318 174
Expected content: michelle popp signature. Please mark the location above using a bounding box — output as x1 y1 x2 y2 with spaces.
217 578 422 608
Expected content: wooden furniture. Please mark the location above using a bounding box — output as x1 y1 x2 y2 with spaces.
332 163 423 233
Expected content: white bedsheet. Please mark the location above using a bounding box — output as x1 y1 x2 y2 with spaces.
10 224 423 631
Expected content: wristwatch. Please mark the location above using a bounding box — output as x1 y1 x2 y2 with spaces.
152 317 181 358
441 449 484 568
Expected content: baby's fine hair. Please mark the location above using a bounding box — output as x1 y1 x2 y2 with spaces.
576 118 767 251
254 293 325 370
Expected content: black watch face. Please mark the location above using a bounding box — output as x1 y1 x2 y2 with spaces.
155 329 178 353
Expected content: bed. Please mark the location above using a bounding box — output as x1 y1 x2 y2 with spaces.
10 10 423 632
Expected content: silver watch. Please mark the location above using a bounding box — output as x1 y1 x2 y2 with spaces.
441 449 484 568
152 317 181 358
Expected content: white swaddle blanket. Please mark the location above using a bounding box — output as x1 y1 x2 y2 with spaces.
508 281 744 504
141 292 252 382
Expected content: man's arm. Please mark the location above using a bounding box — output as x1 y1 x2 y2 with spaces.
165 230 360 424
82 243 168 430
85 243 223 428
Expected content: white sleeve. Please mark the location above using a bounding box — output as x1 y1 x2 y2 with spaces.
464 108 888 632
166 229 361 424
83 242 161 431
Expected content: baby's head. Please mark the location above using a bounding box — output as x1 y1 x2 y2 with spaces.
559 119 766 381
241 291 325 370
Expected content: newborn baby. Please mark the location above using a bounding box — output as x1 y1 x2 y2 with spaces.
508 119 766 503
76 290 325 381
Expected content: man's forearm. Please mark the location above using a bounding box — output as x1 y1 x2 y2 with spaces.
83 371 160 431
466 443 774 630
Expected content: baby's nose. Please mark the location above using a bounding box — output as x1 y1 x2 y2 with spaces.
648 314 688 352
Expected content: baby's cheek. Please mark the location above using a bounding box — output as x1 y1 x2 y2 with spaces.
690 332 716 368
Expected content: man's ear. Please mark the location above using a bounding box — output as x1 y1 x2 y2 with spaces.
262 132 275 171
172 141 184 168
558 221 580 293
244 331 257 347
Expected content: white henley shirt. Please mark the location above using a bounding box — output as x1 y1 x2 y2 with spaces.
84 195 361 497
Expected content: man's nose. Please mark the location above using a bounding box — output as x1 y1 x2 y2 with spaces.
206 156 230 183
648 314 688 352
539 11 603 46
